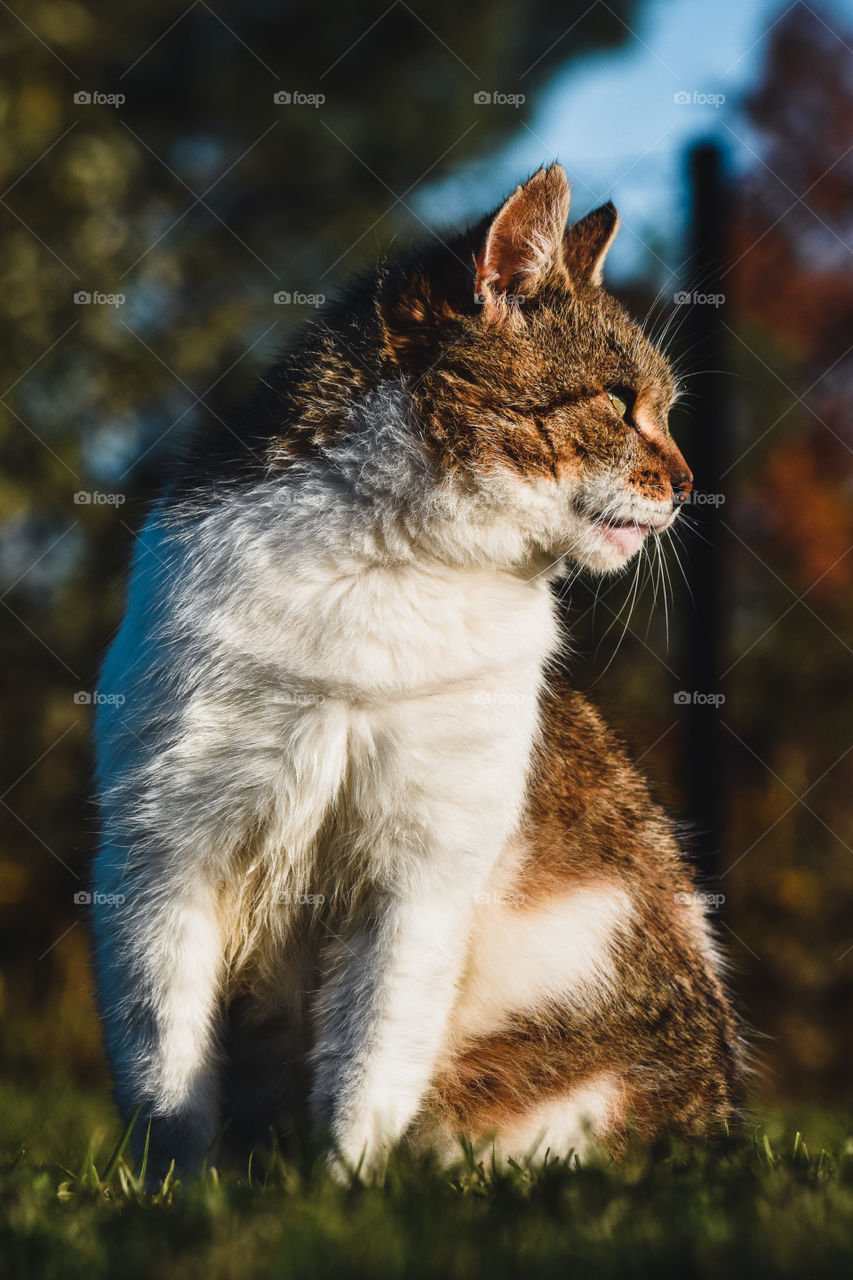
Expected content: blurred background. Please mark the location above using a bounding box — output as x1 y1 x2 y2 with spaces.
1 0 851 1155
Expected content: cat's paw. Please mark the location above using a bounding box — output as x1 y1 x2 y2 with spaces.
326 1105 401 1184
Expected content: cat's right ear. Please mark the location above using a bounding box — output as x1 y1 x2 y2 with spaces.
473 165 571 326
563 202 620 286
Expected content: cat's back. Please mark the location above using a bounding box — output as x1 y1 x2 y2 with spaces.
422 670 741 1159
526 669 682 884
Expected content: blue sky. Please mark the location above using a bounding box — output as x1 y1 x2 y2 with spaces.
415 0 853 282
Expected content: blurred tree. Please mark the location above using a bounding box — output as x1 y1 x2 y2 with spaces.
723 3 853 1099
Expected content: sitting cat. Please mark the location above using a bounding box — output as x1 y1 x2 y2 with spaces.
92 164 741 1178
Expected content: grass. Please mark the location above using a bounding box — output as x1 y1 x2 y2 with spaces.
3 1084 853 1279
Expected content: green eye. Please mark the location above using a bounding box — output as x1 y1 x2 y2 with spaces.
606 389 629 417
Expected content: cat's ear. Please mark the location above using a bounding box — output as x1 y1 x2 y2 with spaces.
563 201 620 286
474 165 571 324
378 167 571 363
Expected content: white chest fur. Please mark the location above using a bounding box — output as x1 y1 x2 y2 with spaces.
93 385 564 1172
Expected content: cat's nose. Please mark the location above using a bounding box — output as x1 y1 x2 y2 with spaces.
671 471 693 505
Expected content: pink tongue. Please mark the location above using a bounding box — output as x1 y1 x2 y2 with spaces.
603 523 647 556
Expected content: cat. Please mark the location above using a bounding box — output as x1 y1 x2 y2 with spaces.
92 164 741 1179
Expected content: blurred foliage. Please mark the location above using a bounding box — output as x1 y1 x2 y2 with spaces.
721 3 853 1095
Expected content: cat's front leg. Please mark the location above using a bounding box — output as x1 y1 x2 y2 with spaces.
309 692 538 1177
92 850 226 1178
311 880 475 1175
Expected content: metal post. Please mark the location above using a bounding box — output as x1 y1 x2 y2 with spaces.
675 140 729 882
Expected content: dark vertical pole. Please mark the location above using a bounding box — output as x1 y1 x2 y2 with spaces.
675 141 729 883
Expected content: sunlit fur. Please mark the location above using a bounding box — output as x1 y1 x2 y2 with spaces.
92 165 740 1180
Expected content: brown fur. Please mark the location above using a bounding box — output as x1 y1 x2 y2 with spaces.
420 670 741 1153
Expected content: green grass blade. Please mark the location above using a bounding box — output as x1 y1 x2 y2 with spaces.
138 1117 151 1186
102 1107 140 1186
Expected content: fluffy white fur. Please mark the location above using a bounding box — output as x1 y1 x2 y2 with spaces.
447 883 635 1041
493 1074 625 1162
94 381 675 1175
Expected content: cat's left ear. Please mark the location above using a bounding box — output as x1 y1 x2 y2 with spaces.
563 201 620 286
474 165 571 324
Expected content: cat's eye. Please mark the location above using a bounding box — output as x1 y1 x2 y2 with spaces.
605 387 632 418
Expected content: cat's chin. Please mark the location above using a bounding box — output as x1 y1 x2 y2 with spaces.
571 541 644 576
557 517 670 576
597 521 650 558
580 509 677 575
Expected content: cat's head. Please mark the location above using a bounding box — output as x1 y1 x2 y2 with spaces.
379 164 691 575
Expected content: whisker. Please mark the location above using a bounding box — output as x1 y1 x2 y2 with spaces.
653 532 666 650
666 525 695 603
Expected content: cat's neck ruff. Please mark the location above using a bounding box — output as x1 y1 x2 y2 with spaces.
141 387 561 705
170 381 587 585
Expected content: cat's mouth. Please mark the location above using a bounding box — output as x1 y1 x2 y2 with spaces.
590 511 676 559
